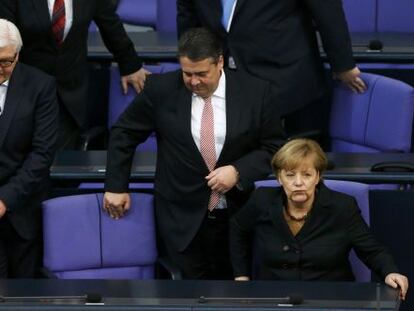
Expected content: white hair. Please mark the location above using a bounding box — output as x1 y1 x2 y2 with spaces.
0 19 23 52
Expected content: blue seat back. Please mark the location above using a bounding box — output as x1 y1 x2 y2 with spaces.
42 193 157 279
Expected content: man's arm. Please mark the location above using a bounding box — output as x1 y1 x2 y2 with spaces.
304 0 366 92
94 0 149 93
177 0 201 38
104 81 156 194
0 78 58 212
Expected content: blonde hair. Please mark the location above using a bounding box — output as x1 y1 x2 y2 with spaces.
271 138 328 177
0 19 23 52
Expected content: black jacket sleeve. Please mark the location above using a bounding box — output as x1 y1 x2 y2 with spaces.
304 0 356 73
347 198 398 279
104 78 156 192
94 0 142 75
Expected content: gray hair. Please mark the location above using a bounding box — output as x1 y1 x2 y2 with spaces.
0 19 23 52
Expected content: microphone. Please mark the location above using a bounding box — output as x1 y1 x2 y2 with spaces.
198 294 303 305
0 293 102 304
367 40 383 52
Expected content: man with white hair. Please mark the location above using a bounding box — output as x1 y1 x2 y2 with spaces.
0 19 58 278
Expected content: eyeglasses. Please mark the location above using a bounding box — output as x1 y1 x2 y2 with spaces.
0 54 17 68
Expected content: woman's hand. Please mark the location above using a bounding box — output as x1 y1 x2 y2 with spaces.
385 273 409 300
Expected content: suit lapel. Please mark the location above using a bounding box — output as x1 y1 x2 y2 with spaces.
269 190 297 243
177 85 208 170
64 0 83 44
216 70 241 166
295 184 333 240
213 0 229 35
0 64 24 148
233 0 247 20
31 0 53 36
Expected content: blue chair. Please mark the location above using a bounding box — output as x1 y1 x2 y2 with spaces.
377 0 414 32
42 193 157 279
254 179 371 282
330 73 414 153
156 0 177 32
342 0 377 32
116 0 157 28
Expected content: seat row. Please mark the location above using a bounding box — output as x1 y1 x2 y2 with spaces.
43 180 371 281
343 0 414 32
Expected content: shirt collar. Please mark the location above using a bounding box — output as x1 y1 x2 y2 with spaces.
0 80 9 87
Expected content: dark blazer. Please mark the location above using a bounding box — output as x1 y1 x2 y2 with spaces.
105 69 284 252
0 0 141 128
0 63 58 240
230 183 398 281
177 0 355 115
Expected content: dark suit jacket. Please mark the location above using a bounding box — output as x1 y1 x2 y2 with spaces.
230 183 398 281
0 63 58 240
177 0 355 115
0 0 141 128
105 69 284 252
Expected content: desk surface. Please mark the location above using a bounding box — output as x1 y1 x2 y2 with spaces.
87 31 414 63
0 280 400 310
51 151 414 184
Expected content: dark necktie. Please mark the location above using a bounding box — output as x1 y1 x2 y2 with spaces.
52 0 66 46
200 97 220 211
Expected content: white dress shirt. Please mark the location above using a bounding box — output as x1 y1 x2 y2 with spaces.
48 0 73 40
0 80 9 116
191 71 227 209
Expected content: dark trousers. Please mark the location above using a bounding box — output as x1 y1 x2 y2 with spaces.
0 215 41 278
57 104 82 150
163 208 233 280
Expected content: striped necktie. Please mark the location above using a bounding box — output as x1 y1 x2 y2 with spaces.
200 97 220 211
52 0 66 46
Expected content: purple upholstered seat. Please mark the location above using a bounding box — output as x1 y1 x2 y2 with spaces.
330 73 414 153
116 0 157 28
254 179 371 282
156 0 177 32
377 0 414 32
42 193 157 279
342 0 377 32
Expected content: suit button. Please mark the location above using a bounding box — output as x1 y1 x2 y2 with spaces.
282 245 290 252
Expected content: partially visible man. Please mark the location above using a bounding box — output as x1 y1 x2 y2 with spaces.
0 19 58 278
177 0 367 141
104 28 284 279
0 0 149 149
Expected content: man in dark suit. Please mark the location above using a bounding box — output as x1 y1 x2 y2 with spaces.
0 19 58 277
177 0 367 139
0 0 148 149
104 28 284 279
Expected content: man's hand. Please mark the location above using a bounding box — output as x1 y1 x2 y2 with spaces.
206 165 239 193
334 66 367 93
0 200 7 219
121 67 151 94
103 192 131 220
385 273 409 301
